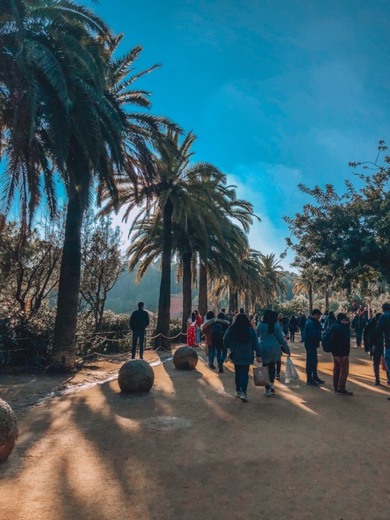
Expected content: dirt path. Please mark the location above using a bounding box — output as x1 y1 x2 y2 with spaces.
1 341 390 520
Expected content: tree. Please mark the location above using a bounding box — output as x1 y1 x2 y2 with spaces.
293 267 320 314
284 142 390 293
101 130 228 346
1 1 170 368
0 216 62 318
258 253 287 307
80 215 124 332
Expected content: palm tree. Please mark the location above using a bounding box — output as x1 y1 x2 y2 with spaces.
258 253 287 307
101 129 227 347
293 267 319 314
1 1 169 368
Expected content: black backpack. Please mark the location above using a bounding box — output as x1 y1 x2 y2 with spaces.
321 327 334 353
211 321 225 346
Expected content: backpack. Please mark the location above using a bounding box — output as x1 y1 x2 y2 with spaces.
321 327 334 353
211 321 225 347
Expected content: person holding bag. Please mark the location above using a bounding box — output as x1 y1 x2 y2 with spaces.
223 313 262 402
257 310 290 397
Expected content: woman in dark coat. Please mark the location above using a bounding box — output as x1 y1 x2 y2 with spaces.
223 313 261 403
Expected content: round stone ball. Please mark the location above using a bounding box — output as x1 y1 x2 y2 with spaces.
118 359 155 393
173 346 198 370
0 399 18 464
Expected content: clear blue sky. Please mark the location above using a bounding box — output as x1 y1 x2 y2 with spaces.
88 1 390 266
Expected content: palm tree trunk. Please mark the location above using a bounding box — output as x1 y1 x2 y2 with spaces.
198 260 208 317
229 287 238 314
156 199 173 349
324 287 329 311
51 190 84 369
308 284 313 314
244 292 249 314
181 250 192 333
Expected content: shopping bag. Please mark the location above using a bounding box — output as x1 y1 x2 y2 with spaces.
285 356 300 384
253 365 270 386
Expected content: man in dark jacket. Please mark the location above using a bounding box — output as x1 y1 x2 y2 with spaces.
304 309 324 386
330 313 353 395
352 308 367 348
129 301 150 359
376 302 390 385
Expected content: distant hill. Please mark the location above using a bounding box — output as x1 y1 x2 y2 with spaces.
105 263 182 314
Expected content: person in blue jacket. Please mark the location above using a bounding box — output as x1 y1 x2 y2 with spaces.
223 313 261 402
304 308 325 386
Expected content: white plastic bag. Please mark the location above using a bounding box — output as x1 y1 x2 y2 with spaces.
285 357 299 384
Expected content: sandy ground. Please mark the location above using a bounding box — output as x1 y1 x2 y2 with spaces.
1 339 390 520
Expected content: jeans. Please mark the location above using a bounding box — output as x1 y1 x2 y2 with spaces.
333 356 349 391
216 345 227 366
131 330 145 359
263 361 276 390
208 345 216 366
234 364 250 393
305 347 319 382
373 345 384 382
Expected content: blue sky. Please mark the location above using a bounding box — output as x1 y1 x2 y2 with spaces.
76 2 390 266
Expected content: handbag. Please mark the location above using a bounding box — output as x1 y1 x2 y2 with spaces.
253 365 270 386
285 356 299 383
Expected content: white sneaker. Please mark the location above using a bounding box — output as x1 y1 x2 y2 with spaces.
240 392 249 402
235 390 241 398
264 388 272 397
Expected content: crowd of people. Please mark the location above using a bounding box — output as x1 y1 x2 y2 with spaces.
180 303 390 402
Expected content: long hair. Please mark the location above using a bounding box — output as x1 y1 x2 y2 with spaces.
262 309 277 334
229 313 251 343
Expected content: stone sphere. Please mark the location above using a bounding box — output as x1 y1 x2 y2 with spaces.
173 346 198 370
118 359 154 393
0 399 18 464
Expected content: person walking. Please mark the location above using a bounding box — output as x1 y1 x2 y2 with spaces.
352 308 367 348
223 313 261 402
330 313 353 396
288 315 299 343
211 312 230 372
201 311 216 369
257 310 290 397
376 303 390 385
304 308 324 386
186 312 197 347
298 313 306 342
194 310 203 345
364 312 385 385
129 302 150 360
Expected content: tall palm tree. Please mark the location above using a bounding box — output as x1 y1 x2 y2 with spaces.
1 1 169 368
258 253 287 307
293 267 319 314
101 130 226 347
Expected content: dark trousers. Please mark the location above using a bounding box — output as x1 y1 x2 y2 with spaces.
208 345 216 366
372 346 389 382
263 361 276 390
333 356 349 391
305 347 319 382
356 329 364 347
131 330 145 359
234 364 250 393
290 332 295 342
276 359 281 376
216 345 227 366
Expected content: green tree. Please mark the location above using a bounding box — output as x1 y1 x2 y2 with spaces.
80 215 124 332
